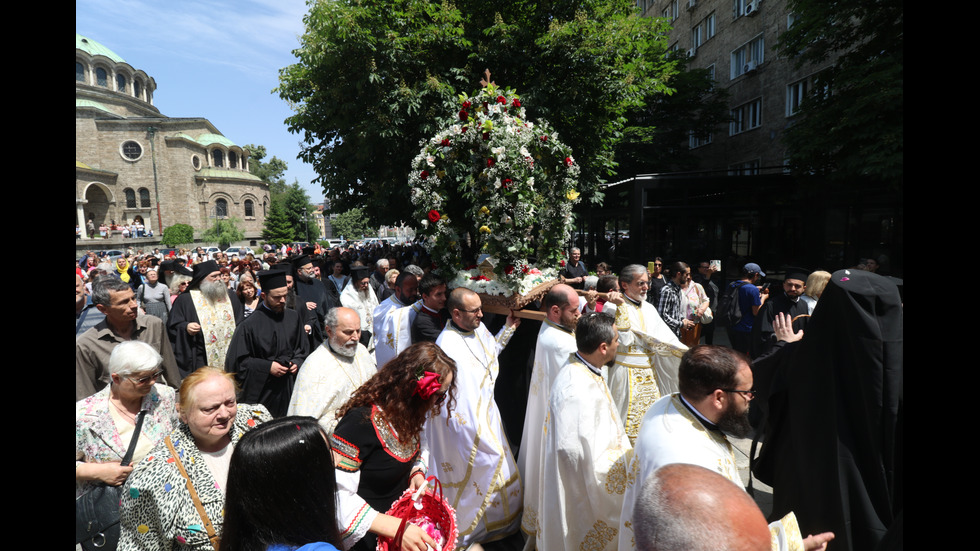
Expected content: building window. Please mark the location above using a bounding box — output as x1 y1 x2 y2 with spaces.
125 189 137 208
689 131 713 149
139 188 151 208
692 12 716 49
116 74 127 93
76 62 85 82
733 0 755 18
730 98 762 135
728 159 761 175
786 79 808 116
215 199 228 218
731 35 764 79
229 151 238 169
134 79 143 99
96 67 108 87
787 12 799 29
662 0 679 20
245 200 254 217
192 154 202 170
213 149 224 167
121 140 143 161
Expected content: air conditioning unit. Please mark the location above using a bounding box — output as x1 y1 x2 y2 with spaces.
688 47 697 57
745 2 759 16
687 0 696 9
743 60 759 74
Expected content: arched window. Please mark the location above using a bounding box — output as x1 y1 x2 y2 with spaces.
116 74 127 93
244 200 254 217
134 79 143 99
76 62 85 82
215 198 228 217
139 188 151 207
125 189 137 208
212 149 224 167
96 67 108 87
228 151 238 169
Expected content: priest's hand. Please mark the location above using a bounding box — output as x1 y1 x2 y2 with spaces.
606 291 624 305
186 322 202 335
506 311 521 329
305 301 317 310
584 290 598 310
802 531 834 551
773 312 803 343
270 361 291 377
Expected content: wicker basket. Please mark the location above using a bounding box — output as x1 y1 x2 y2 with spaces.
377 476 458 551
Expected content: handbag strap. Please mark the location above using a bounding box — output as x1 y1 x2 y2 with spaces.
120 410 147 467
164 436 220 549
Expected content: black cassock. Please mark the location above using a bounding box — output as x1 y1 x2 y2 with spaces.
225 303 310 418
751 291 809 358
167 289 244 377
294 276 338 348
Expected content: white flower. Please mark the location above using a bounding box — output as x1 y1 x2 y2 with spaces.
427 155 436 168
491 146 506 161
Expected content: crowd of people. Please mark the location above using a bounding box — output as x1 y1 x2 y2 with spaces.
76 241 901 551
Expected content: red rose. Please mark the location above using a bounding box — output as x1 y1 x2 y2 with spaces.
427 210 440 223
420 170 429 180
482 132 490 141
415 371 442 399
462 126 468 133
540 135 548 142
522 266 530 274
512 99 521 107
502 178 512 189
459 109 468 121
496 95 506 104
565 157 574 166
440 138 451 147
462 101 472 109
487 158 495 168
559 260 566 267
505 264 515 275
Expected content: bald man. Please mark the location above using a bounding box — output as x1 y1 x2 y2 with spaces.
634 463 770 551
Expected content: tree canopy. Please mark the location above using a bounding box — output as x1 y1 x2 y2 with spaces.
278 0 677 224
262 201 294 245
161 223 194 248
330 207 374 239
202 217 245 250
777 0 903 182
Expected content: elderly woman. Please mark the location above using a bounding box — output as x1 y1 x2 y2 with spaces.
138 268 172 324
169 273 191 305
332 342 455 551
119 367 271 550
76 342 179 497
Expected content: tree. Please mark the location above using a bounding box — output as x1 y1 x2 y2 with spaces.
202 218 245 250
330 207 374 240
278 0 677 224
246 143 289 198
262 200 294 245
777 0 903 182
282 182 320 241
161 223 194 247
616 54 731 176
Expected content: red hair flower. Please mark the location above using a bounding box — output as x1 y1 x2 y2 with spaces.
415 371 442 399
427 210 440 223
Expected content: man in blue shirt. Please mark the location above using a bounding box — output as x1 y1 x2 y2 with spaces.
727 262 768 355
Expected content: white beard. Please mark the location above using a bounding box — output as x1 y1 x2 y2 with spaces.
329 338 358 358
200 280 227 304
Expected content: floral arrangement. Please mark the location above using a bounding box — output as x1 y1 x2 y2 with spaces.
409 73 581 295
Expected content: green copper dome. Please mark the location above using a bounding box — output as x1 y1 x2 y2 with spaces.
76 34 125 63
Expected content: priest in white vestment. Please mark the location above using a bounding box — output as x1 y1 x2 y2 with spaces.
427 288 522 549
340 267 379 352
534 312 632 551
517 284 580 547
604 264 687 442
373 272 421 369
618 345 829 551
287 307 377 434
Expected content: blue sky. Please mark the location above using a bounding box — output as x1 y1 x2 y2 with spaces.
76 0 323 202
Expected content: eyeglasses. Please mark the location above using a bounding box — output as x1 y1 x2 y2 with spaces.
128 369 164 385
721 388 756 400
459 306 483 314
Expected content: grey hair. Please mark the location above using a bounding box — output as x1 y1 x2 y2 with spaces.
108 341 163 378
583 275 598 290
92 275 133 307
376 258 389 269
620 264 647 285
403 264 424 277
325 307 359 330
169 273 191 294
